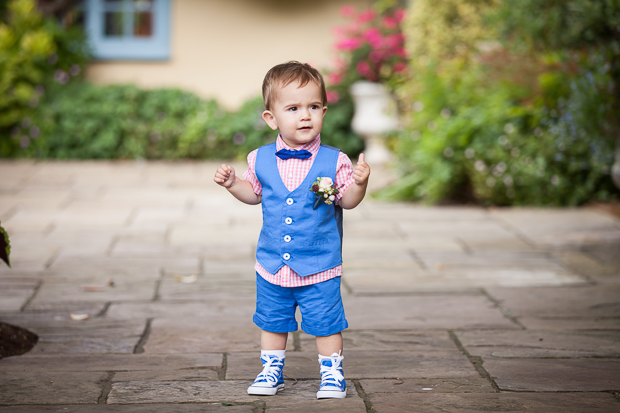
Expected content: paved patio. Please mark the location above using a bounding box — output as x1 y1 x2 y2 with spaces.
0 160 619 412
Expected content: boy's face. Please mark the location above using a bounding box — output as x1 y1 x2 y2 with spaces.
262 80 327 148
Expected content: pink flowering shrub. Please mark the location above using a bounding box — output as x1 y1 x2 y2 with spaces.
327 5 408 99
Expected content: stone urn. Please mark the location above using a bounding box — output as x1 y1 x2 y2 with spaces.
349 81 399 165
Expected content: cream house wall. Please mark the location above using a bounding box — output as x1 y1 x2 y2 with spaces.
85 0 372 109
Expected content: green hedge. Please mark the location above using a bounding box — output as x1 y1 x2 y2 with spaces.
15 81 364 160
0 0 89 156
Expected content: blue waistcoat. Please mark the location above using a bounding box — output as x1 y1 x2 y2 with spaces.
255 143 343 277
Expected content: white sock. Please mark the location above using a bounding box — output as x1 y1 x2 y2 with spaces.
261 349 285 359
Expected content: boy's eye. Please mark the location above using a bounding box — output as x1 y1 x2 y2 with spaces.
288 107 297 112
311 105 320 110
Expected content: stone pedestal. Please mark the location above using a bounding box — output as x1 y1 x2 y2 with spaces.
350 81 398 165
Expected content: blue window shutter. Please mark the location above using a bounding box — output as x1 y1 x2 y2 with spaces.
85 0 171 61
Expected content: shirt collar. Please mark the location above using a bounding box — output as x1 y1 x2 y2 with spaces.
276 133 321 156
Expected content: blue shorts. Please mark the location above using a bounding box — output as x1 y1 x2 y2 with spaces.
253 273 348 337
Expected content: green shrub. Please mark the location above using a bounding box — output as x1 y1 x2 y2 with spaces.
0 0 89 157
24 83 200 159
21 81 364 161
379 0 619 206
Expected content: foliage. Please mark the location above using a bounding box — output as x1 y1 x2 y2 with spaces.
327 4 408 103
491 0 620 51
2 0 363 161
16 81 364 160
379 0 619 206
0 0 90 157
0 223 10 268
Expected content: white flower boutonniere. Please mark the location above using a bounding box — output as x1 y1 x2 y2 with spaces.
310 177 340 209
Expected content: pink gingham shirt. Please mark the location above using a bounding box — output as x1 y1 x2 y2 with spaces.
243 134 355 287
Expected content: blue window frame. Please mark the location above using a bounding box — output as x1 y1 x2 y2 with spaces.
85 0 170 60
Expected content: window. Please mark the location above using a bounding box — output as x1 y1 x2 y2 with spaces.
85 0 170 60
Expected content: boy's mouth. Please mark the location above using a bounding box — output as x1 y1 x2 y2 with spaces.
298 126 312 131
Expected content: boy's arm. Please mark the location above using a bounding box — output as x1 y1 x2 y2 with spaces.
339 153 370 210
214 164 261 205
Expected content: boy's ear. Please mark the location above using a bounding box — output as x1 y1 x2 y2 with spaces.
323 106 328 116
262 110 278 131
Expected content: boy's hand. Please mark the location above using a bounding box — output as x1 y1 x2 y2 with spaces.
214 164 236 188
352 153 370 186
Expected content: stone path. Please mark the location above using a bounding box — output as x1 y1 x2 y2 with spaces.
0 160 619 412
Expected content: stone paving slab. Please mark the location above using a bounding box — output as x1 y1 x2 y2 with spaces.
227 351 477 380
489 208 620 248
109 239 202 257
0 405 257 413
0 371 105 405
458 235 535 252
343 267 586 293
456 330 620 358
360 377 494 393
199 262 258 277
265 384 368 412
302 330 457 352
0 277 39 311
1 318 145 338
366 392 620 413
416 251 561 269
484 358 620 391
360 204 489 221
342 294 519 330
157 276 256 301
27 277 159 307
413 268 584 289
144 325 261 353
43 256 200 279
1 161 620 412
14 302 109 316
487 282 620 319
557 250 620 278
397 220 515 237
0 353 222 372
112 369 220 382
105 303 257 329
515 317 620 330
31 335 139 355
108 379 359 404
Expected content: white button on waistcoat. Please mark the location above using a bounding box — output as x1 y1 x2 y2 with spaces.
284 235 291 242
285 217 292 225
283 253 290 260
286 198 294 205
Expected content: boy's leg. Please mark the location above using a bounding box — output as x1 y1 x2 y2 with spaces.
292 277 348 399
247 330 288 396
249 275 297 396
316 332 346 399
315 332 343 356
262 331 288 350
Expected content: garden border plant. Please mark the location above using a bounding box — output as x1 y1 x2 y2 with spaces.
377 0 619 206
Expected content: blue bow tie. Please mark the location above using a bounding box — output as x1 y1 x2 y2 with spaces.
275 148 312 160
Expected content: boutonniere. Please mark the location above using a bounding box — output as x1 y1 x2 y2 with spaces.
310 177 340 210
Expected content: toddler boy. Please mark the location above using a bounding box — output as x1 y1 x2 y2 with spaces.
213 61 370 399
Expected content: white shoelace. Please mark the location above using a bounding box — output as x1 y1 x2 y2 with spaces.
255 356 283 384
319 352 344 387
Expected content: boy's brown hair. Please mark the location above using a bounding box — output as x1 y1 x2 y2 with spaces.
262 61 328 111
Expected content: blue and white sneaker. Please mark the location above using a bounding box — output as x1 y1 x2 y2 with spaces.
316 351 346 399
247 354 285 396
